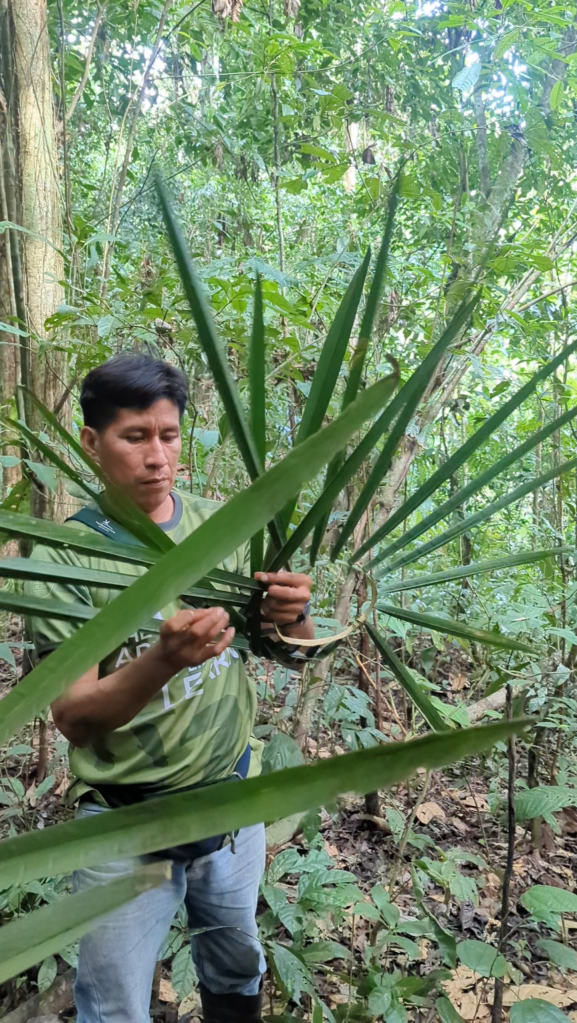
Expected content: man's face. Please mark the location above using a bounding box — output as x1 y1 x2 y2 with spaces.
81 399 182 513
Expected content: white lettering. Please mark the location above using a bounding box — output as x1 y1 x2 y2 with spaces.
161 684 173 711
183 668 203 699
136 642 151 657
115 647 133 668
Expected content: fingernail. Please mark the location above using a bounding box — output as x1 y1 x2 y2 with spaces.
260 574 268 583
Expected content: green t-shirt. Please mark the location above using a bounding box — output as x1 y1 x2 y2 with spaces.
26 491 261 804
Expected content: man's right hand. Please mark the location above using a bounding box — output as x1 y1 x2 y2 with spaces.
159 607 235 675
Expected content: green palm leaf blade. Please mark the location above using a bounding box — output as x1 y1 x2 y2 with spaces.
366 622 448 731
268 366 400 570
0 719 529 889
0 511 257 591
250 275 266 575
274 248 373 544
15 391 174 555
0 558 248 605
297 249 372 445
155 173 262 482
332 291 481 563
377 602 533 653
372 454 577 576
0 863 169 985
356 389 577 564
309 176 402 565
377 548 575 591
0 375 395 745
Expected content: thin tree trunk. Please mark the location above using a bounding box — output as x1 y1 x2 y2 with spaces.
100 0 173 294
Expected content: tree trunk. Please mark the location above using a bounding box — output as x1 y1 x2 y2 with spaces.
1 0 73 521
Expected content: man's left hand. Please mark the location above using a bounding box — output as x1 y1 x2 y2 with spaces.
254 570 312 626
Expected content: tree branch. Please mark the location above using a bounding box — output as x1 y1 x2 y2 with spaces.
473 89 490 199
64 4 105 123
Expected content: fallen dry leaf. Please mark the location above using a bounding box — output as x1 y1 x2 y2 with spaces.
416 801 446 824
159 979 178 1003
461 793 490 811
450 672 468 691
501 985 577 1008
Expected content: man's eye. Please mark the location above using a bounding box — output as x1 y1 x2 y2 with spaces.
126 435 143 443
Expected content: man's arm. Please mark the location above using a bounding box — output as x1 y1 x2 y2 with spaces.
52 606 234 747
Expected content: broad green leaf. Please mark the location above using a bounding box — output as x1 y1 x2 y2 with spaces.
452 62 481 93
0 642 16 668
377 603 533 653
0 720 528 889
378 548 575 590
301 940 353 964
510 1000 571 1023
272 942 316 1002
250 275 266 575
515 786 577 822
0 374 396 744
366 622 448 731
172 944 197 1001
457 939 508 978
355 340 577 560
520 885 577 920
155 173 262 482
436 996 466 1023
375 456 577 576
333 292 480 562
0 863 168 984
37 954 57 992
536 940 577 971
268 367 399 569
309 175 401 564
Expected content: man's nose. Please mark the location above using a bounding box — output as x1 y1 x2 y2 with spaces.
144 437 168 467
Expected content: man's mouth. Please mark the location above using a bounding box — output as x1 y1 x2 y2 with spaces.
141 478 170 487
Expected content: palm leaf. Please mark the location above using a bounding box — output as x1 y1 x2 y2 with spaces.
156 173 262 482
358 402 577 564
332 291 481 562
377 602 533 652
0 510 256 591
366 622 448 731
250 275 267 574
309 176 402 564
373 455 577 576
0 373 396 744
0 863 169 985
268 366 400 569
377 547 575 591
0 719 529 889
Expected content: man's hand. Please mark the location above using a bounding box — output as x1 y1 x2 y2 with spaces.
255 570 312 626
160 607 235 674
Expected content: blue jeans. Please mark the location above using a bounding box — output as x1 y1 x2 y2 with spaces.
73 802 266 1023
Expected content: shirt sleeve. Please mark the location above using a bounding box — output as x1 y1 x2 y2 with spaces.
24 544 95 657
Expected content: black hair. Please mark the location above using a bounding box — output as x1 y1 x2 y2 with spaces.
80 354 189 431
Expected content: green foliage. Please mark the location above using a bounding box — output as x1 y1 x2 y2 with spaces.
456 939 508 979
510 1001 572 1023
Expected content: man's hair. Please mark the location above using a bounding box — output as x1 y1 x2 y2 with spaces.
80 354 189 431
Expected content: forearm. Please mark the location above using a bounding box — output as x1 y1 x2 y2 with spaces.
279 615 315 643
52 643 175 747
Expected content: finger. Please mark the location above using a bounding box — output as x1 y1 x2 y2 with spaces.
185 607 229 640
266 585 308 602
256 571 312 588
202 627 235 657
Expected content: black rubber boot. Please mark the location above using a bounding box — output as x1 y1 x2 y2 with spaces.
199 983 263 1022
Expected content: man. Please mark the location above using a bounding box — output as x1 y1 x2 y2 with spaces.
27 354 314 1023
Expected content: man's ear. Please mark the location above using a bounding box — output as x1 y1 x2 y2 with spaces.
80 425 99 463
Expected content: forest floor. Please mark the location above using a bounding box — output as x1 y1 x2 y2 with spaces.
1 618 577 1022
